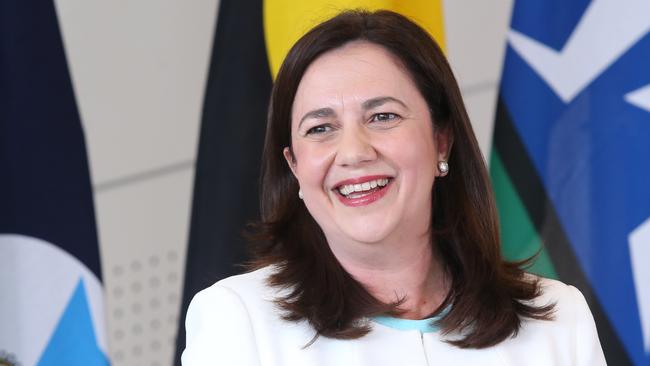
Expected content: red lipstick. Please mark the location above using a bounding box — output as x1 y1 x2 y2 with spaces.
334 175 393 207
334 175 390 187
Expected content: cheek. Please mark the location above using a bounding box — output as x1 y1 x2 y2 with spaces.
385 134 438 197
382 128 437 171
292 143 334 188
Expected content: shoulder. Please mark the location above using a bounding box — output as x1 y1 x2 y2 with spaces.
533 276 597 333
212 265 276 299
182 266 277 366
533 276 583 309
504 276 606 365
527 276 596 334
186 266 276 320
185 265 278 323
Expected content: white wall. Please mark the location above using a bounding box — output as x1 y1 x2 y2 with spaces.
445 0 513 159
54 1 513 364
54 1 218 365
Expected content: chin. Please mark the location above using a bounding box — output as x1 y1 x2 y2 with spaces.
337 222 395 244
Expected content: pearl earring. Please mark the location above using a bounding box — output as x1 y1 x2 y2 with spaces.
438 161 449 176
298 190 304 199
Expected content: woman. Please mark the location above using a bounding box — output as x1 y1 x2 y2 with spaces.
182 10 606 365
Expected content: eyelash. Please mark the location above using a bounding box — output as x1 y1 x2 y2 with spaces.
370 112 400 123
305 124 333 135
304 112 400 136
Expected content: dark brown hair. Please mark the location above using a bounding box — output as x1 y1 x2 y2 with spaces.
249 9 554 348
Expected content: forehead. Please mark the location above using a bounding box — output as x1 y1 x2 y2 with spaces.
292 41 420 114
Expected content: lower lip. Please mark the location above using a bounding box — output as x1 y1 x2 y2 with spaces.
336 180 392 207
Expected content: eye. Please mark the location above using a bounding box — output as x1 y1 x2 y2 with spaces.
305 124 333 135
370 112 400 123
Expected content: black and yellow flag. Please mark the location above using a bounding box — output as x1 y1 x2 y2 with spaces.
175 1 444 363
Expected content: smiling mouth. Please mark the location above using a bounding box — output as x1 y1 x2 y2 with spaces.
336 178 390 197
333 176 394 206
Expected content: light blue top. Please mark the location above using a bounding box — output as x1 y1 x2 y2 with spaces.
372 306 450 333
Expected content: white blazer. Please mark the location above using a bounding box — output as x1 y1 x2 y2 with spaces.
182 266 606 366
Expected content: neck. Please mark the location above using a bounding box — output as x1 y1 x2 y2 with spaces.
328 231 449 320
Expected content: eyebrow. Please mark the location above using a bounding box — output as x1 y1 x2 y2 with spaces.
298 107 335 129
297 96 408 129
361 96 408 110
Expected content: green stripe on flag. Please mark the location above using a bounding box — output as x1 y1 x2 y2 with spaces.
490 151 558 279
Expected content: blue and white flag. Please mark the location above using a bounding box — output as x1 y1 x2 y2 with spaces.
492 0 650 364
0 2 110 366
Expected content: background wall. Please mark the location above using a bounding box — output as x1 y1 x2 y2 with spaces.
53 0 513 365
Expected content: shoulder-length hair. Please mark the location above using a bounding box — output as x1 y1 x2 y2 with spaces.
250 9 553 348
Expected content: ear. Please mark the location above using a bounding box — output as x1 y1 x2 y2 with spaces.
434 127 453 162
283 146 298 178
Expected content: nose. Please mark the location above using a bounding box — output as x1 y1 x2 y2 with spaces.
334 124 377 167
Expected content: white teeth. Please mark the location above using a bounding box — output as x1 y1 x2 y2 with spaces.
337 178 390 196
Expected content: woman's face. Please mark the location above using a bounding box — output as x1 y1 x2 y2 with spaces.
284 41 450 249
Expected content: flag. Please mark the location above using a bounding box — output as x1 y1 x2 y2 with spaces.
491 0 650 364
0 1 110 366
174 0 445 363
173 1 272 363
